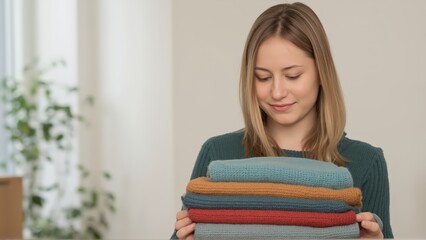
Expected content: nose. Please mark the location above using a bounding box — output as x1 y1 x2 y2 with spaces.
271 77 288 100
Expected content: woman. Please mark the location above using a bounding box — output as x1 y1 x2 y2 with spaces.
173 2 393 239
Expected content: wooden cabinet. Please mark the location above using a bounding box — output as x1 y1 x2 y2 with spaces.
0 176 23 239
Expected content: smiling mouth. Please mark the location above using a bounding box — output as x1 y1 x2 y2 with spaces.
270 103 295 112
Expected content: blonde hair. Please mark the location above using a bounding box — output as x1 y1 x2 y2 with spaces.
240 2 347 166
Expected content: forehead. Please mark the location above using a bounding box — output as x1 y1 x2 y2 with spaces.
255 36 312 68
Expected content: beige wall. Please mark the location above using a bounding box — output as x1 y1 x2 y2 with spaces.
173 0 426 238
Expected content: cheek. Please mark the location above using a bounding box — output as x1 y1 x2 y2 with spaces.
255 83 267 101
303 84 320 104
295 77 319 100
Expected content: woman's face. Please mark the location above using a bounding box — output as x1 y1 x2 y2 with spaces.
255 36 319 129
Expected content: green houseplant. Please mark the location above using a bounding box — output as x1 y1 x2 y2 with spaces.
0 59 115 239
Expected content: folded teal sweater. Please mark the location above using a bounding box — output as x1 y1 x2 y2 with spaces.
207 157 353 189
194 223 360 239
182 192 355 213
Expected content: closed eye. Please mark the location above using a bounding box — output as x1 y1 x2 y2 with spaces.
287 75 300 80
256 76 272 81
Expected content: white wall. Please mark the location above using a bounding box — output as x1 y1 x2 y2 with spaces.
78 0 174 239
173 0 426 238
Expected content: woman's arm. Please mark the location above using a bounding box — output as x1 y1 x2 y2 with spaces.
170 139 216 239
360 148 393 238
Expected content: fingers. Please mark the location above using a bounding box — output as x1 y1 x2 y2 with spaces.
175 210 195 239
360 220 381 233
185 234 195 240
176 210 189 221
357 212 384 239
356 212 376 222
175 216 193 230
359 221 383 239
176 222 195 239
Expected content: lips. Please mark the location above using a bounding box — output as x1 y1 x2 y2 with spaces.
270 102 295 112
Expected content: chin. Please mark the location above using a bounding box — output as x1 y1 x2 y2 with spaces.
271 117 298 126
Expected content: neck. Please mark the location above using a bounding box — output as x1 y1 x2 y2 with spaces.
265 112 316 151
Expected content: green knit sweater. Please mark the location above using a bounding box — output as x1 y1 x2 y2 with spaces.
171 130 393 239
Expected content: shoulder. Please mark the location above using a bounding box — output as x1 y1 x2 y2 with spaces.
204 129 244 147
339 134 384 158
201 129 246 160
190 129 246 179
338 134 388 187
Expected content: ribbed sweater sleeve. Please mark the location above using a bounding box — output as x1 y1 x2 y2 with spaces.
360 148 393 238
171 139 216 239
190 139 216 180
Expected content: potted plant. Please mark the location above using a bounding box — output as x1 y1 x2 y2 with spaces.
0 59 115 239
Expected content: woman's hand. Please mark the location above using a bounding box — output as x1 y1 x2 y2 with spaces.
175 210 195 240
356 212 384 239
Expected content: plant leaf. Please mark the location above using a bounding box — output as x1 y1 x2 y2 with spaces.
86 225 102 239
55 133 64 142
65 207 81 220
91 191 98 207
64 106 72 118
39 183 59 192
31 195 45 207
107 204 116 213
0 162 8 170
85 96 95 106
99 212 108 228
45 88 51 98
105 192 115 201
68 86 78 92
103 172 111 180
42 123 53 141
22 145 40 161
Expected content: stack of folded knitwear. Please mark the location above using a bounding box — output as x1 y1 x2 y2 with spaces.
182 157 363 239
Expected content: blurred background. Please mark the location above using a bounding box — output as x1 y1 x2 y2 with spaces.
0 0 425 239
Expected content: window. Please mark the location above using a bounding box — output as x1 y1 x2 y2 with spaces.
0 0 16 174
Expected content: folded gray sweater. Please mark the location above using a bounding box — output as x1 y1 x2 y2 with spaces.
194 223 360 239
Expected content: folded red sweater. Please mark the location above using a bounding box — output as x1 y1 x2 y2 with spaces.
189 208 356 227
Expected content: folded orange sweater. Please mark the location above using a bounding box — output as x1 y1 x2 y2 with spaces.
187 177 362 208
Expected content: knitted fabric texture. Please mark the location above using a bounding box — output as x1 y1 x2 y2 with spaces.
207 157 353 189
373 213 384 231
189 208 356 227
182 192 355 213
186 177 362 208
194 223 360 239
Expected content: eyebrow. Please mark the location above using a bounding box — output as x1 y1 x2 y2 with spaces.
255 65 303 72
